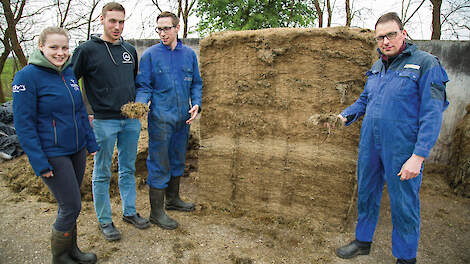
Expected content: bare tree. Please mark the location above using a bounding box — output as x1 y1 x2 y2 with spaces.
344 0 371 28
398 0 469 40
83 0 102 40
55 0 73 28
149 0 196 38
311 0 333 28
0 26 12 102
150 0 164 12
177 0 196 38
326 0 333 27
68 0 102 40
48 0 103 40
440 0 470 39
1 0 28 67
430 0 443 39
1 0 51 100
345 0 351 27
401 0 426 27
312 0 324 27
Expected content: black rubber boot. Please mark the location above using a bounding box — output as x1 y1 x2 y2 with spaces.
336 239 371 259
51 228 77 264
397 258 416 264
165 176 195 212
70 224 97 264
149 187 178 230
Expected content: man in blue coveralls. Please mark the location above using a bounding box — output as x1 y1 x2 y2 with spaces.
135 11 203 230
335 13 449 264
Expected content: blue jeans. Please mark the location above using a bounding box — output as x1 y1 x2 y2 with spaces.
92 118 141 224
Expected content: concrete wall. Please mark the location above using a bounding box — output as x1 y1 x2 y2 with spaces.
127 38 469 165
413 40 470 164
127 38 200 61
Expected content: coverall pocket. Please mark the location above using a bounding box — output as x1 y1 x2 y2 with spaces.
430 82 446 101
364 70 380 99
396 70 419 99
182 67 193 87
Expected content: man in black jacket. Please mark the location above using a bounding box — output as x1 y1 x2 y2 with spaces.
71 2 149 242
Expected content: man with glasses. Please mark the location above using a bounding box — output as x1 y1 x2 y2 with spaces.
135 11 202 230
335 12 449 264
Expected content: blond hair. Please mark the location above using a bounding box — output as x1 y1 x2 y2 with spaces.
38 27 70 46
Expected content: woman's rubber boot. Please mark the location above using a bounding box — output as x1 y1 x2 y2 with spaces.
149 187 179 230
51 228 77 264
70 224 97 264
165 176 195 211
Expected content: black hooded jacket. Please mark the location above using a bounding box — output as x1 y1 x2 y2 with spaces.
71 35 138 119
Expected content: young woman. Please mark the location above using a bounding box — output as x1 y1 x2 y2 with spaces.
13 27 99 264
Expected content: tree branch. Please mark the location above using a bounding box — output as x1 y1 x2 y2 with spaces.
151 0 163 12
403 0 426 26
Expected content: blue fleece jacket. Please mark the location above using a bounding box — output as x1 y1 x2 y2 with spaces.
13 49 99 176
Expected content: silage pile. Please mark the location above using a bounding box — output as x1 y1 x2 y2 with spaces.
197 27 376 229
1 118 199 202
0 121 151 202
448 104 470 197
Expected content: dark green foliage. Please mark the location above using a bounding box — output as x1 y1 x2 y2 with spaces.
196 0 317 35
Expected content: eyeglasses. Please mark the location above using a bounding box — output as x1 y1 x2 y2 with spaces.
155 26 175 33
374 31 401 42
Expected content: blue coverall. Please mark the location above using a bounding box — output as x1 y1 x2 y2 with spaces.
136 40 202 189
340 43 449 259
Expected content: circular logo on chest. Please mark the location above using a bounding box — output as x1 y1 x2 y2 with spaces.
122 52 131 62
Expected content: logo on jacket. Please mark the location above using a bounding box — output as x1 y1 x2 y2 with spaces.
12 84 26 93
122 52 132 64
70 79 80 91
404 64 420 70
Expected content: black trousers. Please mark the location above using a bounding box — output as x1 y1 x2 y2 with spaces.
41 148 87 232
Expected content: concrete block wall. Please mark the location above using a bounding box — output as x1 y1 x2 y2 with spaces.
414 40 470 164
127 38 200 61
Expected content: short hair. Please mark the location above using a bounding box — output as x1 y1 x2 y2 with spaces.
157 11 179 26
38 27 70 46
102 2 125 17
375 12 404 30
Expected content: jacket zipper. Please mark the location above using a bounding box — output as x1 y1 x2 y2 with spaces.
52 119 57 144
61 74 79 152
